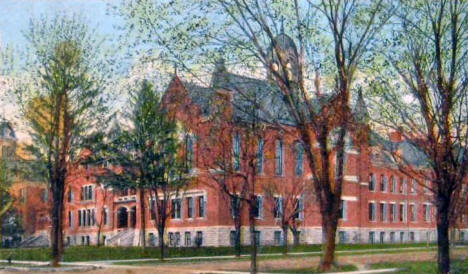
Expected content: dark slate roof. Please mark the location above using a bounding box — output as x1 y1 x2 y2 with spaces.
370 131 429 167
181 66 372 128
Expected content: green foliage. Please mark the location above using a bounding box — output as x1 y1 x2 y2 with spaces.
14 15 113 182
90 80 186 191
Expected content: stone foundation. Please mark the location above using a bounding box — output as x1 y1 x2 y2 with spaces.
62 226 468 247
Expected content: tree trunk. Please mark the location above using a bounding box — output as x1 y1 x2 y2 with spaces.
97 227 102 247
158 226 165 260
51 184 65 267
249 209 257 274
139 188 146 248
282 225 288 254
292 228 300 247
436 198 451 274
320 211 338 271
234 216 242 257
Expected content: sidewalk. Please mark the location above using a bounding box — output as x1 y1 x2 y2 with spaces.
0 245 439 266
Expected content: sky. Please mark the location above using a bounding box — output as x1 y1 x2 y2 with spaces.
0 0 123 142
0 0 120 46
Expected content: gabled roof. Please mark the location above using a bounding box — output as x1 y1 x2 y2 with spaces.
370 131 429 168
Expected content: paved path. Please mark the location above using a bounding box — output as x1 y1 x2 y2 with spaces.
1 246 466 274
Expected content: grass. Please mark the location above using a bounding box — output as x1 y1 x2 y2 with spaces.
266 264 358 273
111 246 438 266
0 242 439 262
370 260 468 274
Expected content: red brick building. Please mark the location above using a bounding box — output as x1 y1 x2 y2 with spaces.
11 62 468 247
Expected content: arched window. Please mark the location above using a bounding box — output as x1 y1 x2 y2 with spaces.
380 175 388 192
369 174 376 191
391 176 397 193
275 139 283 176
294 142 304 176
233 133 241 171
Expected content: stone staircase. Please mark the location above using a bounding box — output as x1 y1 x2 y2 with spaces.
19 234 50 248
106 229 136 246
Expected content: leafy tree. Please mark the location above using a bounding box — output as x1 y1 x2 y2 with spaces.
114 0 392 270
369 1 468 273
91 80 188 259
13 15 111 266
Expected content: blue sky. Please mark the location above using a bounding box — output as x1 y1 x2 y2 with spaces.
0 0 120 46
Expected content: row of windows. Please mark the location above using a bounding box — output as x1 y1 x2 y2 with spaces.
77 209 97 227
164 231 203 247
233 134 305 176
369 174 431 195
81 185 95 201
368 231 416 244
231 195 305 220
152 196 206 220
368 202 433 223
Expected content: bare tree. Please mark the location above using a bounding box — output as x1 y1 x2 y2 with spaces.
95 183 111 247
369 1 468 273
115 1 392 270
263 176 312 253
199 87 269 273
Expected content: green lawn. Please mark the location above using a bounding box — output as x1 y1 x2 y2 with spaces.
267 264 358 273
371 260 468 274
0 243 438 262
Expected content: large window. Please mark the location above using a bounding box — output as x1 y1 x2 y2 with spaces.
339 200 348 221
275 139 283 176
399 203 407 222
294 142 304 176
68 189 74 203
380 203 388 222
172 199 181 219
81 185 94 201
198 196 206 218
400 178 407 194
185 232 191 246
391 203 397 222
424 204 431 222
380 175 388 192
185 135 194 170
187 197 194 218
78 208 96 227
253 195 263 219
391 176 397 193
369 203 376 221
68 211 73 228
294 197 304 220
273 197 283 219
369 174 376 191
257 138 264 174
410 179 417 194
233 133 241 171
410 203 417 222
